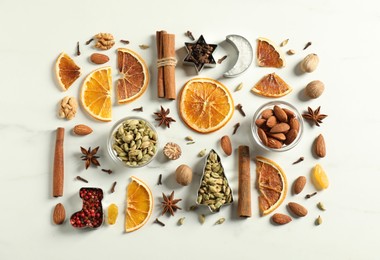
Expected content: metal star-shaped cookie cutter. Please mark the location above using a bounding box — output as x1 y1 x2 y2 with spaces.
183 35 217 73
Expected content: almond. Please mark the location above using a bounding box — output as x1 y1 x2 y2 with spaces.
272 213 292 225
261 109 273 119
289 117 300 132
90 53 110 64
255 118 266 128
315 134 326 158
266 116 277 128
283 108 296 118
293 176 306 194
285 129 298 145
53 203 66 225
257 128 268 146
270 123 290 133
273 105 288 122
288 202 308 217
267 132 286 141
267 137 283 149
73 124 93 136
220 135 232 156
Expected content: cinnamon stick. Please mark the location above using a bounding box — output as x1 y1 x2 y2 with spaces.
238 145 251 217
156 30 166 98
162 33 176 100
53 127 64 197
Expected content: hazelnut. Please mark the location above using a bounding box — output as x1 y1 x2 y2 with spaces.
300 53 319 73
163 142 181 160
175 164 192 186
305 80 324 99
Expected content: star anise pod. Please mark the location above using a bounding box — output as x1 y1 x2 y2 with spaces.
154 106 176 128
80 146 100 169
161 191 182 216
302 106 327 127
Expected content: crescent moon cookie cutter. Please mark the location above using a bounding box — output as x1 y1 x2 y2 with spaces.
223 35 253 77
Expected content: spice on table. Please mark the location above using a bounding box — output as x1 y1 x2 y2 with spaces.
161 191 182 216
235 82 243 92
139 44 149 49
186 141 195 145
154 218 165 227
185 30 195 41
199 214 205 224
80 146 100 169
315 215 322 225
233 122 240 135
132 106 143 112
217 55 227 64
185 136 194 141
287 49 296 55
76 176 88 183
280 38 289 47
189 205 198 211
238 146 251 217
317 202 326 211
305 191 318 199
156 30 177 99
101 169 113 174
184 35 217 73
154 106 176 128
236 103 246 117
215 218 225 225
85 38 94 45
120 39 130 44
198 149 206 157
178 217 185 226
292 157 304 165
157 174 163 185
302 106 327 127
303 41 312 50
53 127 64 197
76 41 81 56
110 181 117 193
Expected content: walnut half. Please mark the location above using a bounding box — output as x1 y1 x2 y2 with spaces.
58 96 78 120
94 33 115 50
163 142 182 160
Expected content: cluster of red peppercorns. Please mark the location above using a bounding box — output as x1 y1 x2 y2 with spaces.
70 188 103 228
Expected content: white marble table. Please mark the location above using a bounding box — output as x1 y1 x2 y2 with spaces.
0 0 378 259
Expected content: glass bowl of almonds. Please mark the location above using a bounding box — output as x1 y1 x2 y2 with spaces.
251 101 303 152
108 117 159 168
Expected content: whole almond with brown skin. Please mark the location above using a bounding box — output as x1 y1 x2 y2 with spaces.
289 117 300 132
266 116 277 128
288 202 308 217
267 137 283 149
220 135 232 156
272 213 292 225
73 124 93 136
315 134 326 158
293 176 306 194
53 203 66 224
283 108 296 119
267 132 286 141
270 123 290 133
285 129 298 145
90 53 110 64
273 105 288 122
261 109 273 119
257 128 268 146
255 118 266 128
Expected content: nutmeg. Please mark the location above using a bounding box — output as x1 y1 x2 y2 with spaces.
301 53 319 73
305 80 324 99
175 164 193 186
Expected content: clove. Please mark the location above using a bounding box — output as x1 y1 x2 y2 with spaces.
132 106 143 112
236 104 246 117
157 174 162 185
101 169 113 174
305 191 317 199
76 176 88 183
233 123 240 135
292 157 304 165
120 39 130 44
185 30 195 41
303 42 312 50
85 38 94 45
110 181 117 193
76 41 81 56
217 55 228 64
154 218 165 227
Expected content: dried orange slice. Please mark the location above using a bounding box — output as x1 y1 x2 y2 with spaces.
116 48 149 104
179 78 234 134
257 37 285 68
80 67 112 122
251 72 292 98
55 52 81 91
256 156 287 216
125 176 153 233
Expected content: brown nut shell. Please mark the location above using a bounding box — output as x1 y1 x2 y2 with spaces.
293 176 307 194
53 203 66 225
272 213 292 225
314 134 326 158
220 135 232 156
288 202 308 217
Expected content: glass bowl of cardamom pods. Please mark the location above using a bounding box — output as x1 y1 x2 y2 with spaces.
251 101 303 152
107 117 159 168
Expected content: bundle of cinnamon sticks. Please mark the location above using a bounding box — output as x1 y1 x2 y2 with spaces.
156 30 176 100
